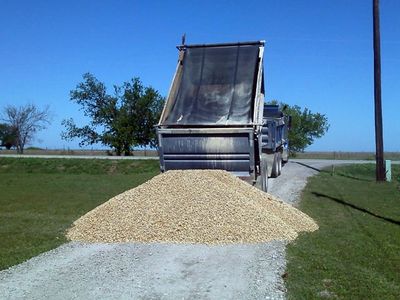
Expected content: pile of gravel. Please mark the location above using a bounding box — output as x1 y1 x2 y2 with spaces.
66 170 318 244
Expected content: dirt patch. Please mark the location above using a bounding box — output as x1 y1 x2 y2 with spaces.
107 162 118 174
56 165 66 171
66 170 318 244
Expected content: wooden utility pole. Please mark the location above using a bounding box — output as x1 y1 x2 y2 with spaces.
373 0 385 181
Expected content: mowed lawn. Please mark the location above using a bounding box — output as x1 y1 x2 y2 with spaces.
286 164 400 299
0 157 159 270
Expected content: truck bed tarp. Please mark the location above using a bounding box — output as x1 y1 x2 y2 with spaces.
163 45 260 125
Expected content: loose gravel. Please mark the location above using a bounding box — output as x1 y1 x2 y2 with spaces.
66 170 318 244
0 241 287 300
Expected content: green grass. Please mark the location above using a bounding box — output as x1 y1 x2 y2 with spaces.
286 164 400 299
0 157 159 270
293 151 400 161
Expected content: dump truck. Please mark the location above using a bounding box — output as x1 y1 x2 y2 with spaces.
261 104 291 178
156 40 289 191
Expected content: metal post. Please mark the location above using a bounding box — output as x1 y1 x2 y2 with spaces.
385 160 391 182
373 0 385 181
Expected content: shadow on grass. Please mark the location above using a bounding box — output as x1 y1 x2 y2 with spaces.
312 192 400 226
333 173 373 182
294 162 374 182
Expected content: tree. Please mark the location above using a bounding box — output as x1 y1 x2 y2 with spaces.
0 123 17 149
62 73 165 156
2 104 51 154
268 101 329 154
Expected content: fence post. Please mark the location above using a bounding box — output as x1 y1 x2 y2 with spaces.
385 160 391 182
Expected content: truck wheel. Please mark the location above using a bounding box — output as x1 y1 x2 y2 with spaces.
282 146 289 164
278 152 282 175
261 154 268 192
271 152 279 178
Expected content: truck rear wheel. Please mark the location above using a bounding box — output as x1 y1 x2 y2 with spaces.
261 154 268 192
277 152 282 176
271 152 280 178
282 148 289 164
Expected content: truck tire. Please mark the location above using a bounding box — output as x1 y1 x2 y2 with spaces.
278 152 282 176
271 152 279 178
282 145 289 164
261 154 268 192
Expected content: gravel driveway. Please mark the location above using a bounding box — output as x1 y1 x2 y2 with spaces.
0 159 378 299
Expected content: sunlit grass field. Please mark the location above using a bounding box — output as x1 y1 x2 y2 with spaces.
0 158 159 270
286 164 400 299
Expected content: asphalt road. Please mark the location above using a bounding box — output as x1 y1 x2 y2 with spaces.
0 154 158 160
0 159 394 299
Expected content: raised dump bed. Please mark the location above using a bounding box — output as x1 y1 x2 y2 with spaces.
157 41 268 190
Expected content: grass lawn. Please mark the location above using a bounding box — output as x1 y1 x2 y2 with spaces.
286 164 400 299
0 157 159 270
293 151 400 161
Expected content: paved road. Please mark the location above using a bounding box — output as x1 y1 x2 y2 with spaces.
1 155 398 164
0 154 159 160
0 159 392 299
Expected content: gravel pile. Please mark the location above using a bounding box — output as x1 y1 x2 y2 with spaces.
66 170 318 244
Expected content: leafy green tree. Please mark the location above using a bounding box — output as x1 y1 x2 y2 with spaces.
62 73 165 156
0 123 17 150
268 100 329 154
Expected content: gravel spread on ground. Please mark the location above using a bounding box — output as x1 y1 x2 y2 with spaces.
66 170 318 244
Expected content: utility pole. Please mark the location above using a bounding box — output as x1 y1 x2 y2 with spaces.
373 0 385 181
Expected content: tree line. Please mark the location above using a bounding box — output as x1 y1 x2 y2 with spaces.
0 73 329 155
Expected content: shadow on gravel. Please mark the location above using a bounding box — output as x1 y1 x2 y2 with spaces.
312 192 400 226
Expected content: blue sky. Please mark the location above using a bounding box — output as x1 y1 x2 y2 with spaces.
0 0 399 151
